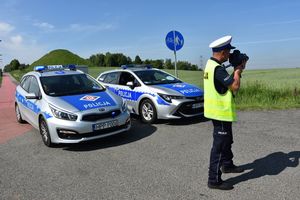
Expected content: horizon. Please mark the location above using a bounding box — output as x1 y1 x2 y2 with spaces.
1 0 300 70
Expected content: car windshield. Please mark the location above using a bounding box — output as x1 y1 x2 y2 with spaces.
134 70 182 85
40 74 105 96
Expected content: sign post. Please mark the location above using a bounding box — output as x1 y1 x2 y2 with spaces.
165 30 184 77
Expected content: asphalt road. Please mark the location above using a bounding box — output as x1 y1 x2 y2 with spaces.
1 110 300 200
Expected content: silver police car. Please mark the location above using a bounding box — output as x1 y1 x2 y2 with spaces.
97 65 204 123
15 65 131 147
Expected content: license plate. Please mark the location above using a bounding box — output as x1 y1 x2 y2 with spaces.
192 103 203 109
93 120 118 130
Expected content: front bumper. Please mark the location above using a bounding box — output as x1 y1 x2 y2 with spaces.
46 111 131 144
156 97 204 119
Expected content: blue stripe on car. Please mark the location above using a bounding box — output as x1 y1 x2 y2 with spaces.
108 87 169 105
159 83 203 97
16 91 41 114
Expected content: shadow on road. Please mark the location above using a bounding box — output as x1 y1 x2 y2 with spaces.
130 113 210 126
62 120 156 151
226 151 300 186
157 116 210 126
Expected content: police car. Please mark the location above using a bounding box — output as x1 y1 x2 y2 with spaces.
96 65 204 123
15 65 131 147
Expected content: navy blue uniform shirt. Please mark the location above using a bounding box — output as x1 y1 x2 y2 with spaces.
210 57 234 94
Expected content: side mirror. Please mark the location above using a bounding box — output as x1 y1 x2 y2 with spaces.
126 81 134 89
26 93 41 100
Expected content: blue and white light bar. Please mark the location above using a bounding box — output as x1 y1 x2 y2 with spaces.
121 64 152 69
34 64 76 72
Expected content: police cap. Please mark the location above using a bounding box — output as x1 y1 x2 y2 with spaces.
209 35 236 52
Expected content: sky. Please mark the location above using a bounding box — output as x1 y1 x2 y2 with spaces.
1 0 300 69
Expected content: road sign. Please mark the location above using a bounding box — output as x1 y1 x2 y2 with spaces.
165 30 184 51
165 30 184 77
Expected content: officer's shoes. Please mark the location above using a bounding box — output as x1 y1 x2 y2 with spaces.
207 181 234 190
221 165 244 173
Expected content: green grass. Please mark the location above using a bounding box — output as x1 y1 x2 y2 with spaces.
10 67 300 110
236 81 300 110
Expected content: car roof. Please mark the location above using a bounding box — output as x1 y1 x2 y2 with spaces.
102 67 160 74
25 69 83 77
24 65 85 78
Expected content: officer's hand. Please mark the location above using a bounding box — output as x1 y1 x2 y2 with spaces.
235 60 247 72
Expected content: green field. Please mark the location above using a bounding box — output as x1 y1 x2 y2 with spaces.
10 67 300 110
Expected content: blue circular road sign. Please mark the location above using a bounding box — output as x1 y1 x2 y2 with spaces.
165 30 184 51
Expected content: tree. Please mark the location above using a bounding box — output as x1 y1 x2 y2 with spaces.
165 59 174 69
134 55 142 64
10 59 20 70
4 64 11 72
152 59 164 69
127 57 132 64
105 52 113 67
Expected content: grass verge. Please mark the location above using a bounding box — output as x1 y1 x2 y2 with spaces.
236 81 300 110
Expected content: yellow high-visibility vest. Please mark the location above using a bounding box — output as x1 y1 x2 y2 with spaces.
203 59 237 122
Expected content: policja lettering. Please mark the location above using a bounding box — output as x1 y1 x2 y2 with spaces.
118 90 132 99
84 101 111 109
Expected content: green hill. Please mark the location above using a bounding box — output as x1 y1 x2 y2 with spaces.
30 49 90 67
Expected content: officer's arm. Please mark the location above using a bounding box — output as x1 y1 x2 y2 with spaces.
229 61 246 93
229 69 242 93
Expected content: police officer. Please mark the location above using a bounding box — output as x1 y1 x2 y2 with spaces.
204 35 247 190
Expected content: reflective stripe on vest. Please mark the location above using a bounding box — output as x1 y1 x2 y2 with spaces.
203 59 237 122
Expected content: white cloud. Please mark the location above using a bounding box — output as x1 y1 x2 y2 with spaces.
235 37 300 45
33 22 55 31
10 35 23 45
255 19 300 26
68 23 115 32
0 22 15 35
2 34 46 64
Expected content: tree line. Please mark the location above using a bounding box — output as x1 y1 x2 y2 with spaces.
89 52 200 70
3 59 29 72
3 52 201 72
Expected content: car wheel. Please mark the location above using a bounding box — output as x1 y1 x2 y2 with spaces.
139 99 157 123
15 104 25 123
39 117 53 147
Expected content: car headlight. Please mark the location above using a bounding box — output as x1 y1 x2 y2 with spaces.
49 105 78 121
158 93 185 103
121 101 127 112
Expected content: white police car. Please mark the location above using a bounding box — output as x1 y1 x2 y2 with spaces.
97 65 204 123
15 65 131 147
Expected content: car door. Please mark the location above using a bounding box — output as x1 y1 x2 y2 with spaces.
116 72 141 112
26 76 42 126
16 76 32 122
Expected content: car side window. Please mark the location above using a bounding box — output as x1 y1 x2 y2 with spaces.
119 72 140 86
28 77 41 96
98 74 107 82
103 72 119 84
20 76 31 92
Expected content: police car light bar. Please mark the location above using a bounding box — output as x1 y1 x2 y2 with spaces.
34 65 46 72
121 64 152 69
34 64 76 72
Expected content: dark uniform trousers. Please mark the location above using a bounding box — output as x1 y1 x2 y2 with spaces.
208 119 234 184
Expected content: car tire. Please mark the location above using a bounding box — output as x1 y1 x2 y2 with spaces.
139 99 157 124
15 104 26 123
39 117 53 147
